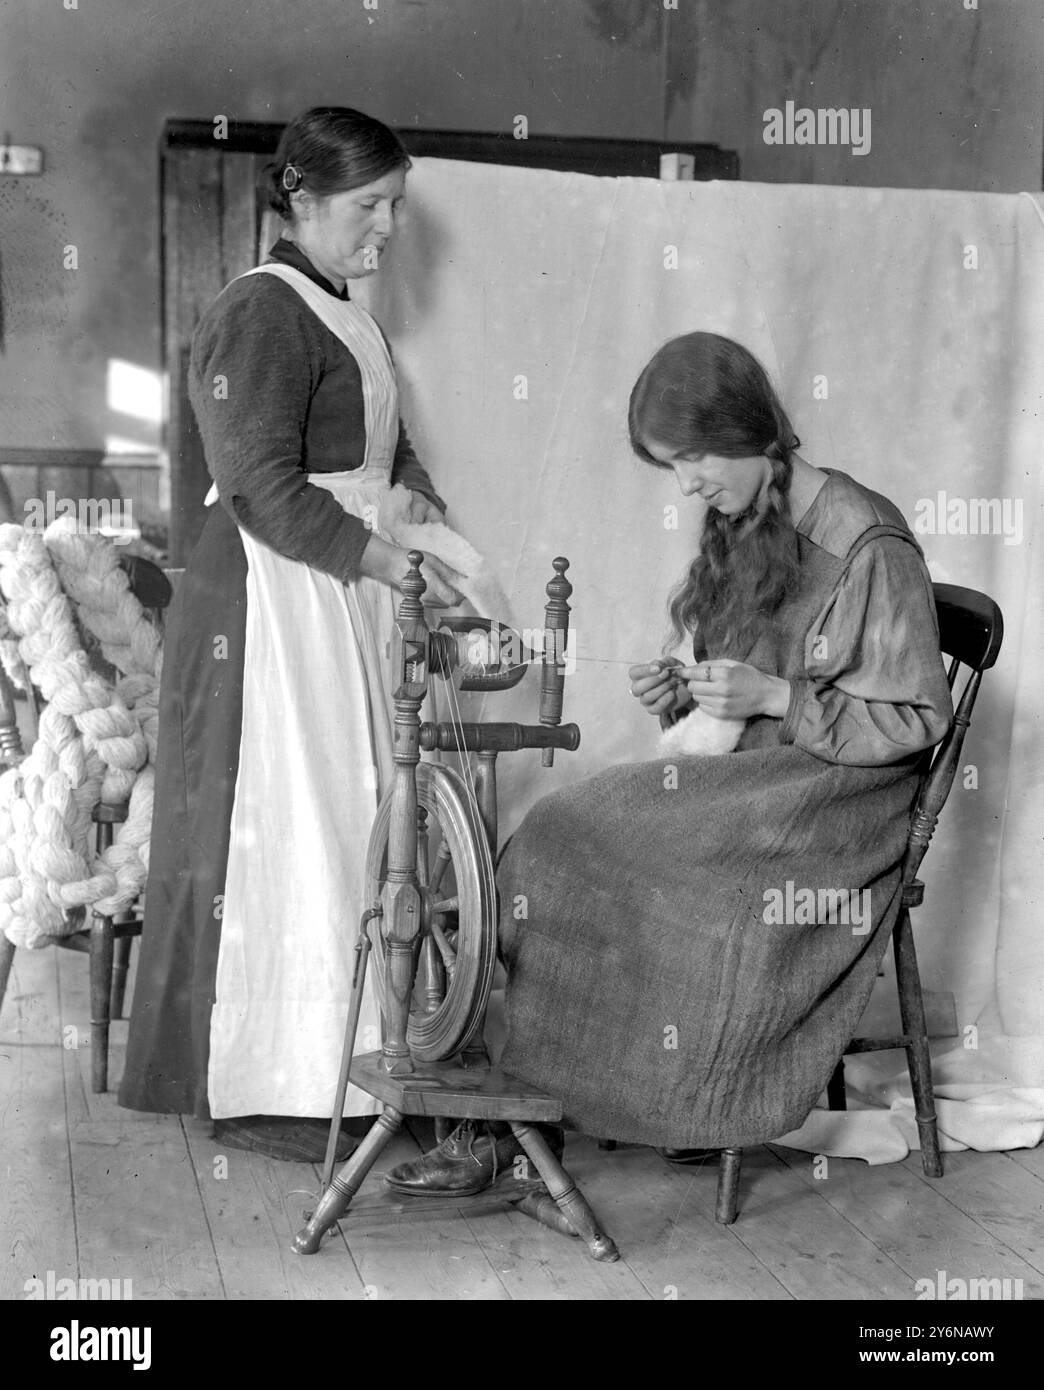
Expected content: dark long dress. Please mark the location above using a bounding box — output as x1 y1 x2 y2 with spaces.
497 470 954 1149
119 242 443 1118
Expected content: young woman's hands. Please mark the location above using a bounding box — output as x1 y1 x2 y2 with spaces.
628 657 694 718
675 659 791 719
358 534 463 607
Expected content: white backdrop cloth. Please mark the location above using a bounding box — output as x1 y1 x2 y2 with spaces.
356 160 1044 1162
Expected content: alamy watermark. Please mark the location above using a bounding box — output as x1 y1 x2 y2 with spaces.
50 1322 151 1371
914 492 1023 546
460 624 576 677
23 491 135 545
915 1269 1024 1301
763 880 871 934
763 101 871 156
25 1270 133 1299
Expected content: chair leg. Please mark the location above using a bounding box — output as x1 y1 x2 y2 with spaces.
109 932 133 1019
893 909 943 1178
715 1147 743 1224
0 932 15 1018
827 1059 847 1110
89 913 115 1093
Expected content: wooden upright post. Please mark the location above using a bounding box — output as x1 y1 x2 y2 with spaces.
539 558 572 767
380 554 429 1074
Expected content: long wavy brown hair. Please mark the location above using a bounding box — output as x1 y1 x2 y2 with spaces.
628 332 802 658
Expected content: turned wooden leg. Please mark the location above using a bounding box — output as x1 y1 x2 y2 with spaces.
109 932 133 1019
0 662 25 765
293 1109 405 1255
509 1120 620 1262
89 913 115 1093
715 1148 743 1225
894 911 943 1178
0 932 15 1019
826 1059 847 1111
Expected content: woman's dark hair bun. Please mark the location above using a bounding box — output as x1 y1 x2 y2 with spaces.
260 161 293 220
258 106 411 222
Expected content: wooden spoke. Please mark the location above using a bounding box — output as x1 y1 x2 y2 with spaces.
429 918 457 980
428 841 452 897
419 933 446 1014
366 763 496 1061
416 807 430 886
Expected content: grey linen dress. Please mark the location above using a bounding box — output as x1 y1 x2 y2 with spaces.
497 469 954 1149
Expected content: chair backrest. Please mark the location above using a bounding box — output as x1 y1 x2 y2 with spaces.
118 554 174 615
902 583 1004 884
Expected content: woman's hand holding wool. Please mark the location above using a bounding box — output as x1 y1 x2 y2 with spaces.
628 657 694 717
358 533 463 607
676 659 791 719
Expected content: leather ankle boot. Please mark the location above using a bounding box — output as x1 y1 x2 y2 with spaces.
384 1120 564 1197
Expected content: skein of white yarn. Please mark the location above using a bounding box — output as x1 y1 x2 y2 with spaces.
0 523 151 947
44 520 161 915
44 520 163 761
378 484 515 625
658 705 746 757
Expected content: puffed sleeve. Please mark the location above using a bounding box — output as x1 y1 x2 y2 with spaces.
778 535 953 766
188 277 374 582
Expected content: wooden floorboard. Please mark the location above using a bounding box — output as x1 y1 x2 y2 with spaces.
182 1120 369 1300
462 1144 652 1301
57 943 223 1299
1005 1143 1044 1181
771 1143 1044 1299
0 950 78 1301
330 1128 512 1300
676 1144 914 1299
901 1149 1044 1276
568 1139 794 1299
4 942 1043 1299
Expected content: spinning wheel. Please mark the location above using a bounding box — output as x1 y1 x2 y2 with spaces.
365 761 497 1062
293 552 619 1264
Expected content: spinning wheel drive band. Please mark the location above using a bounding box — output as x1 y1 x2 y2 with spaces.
365 762 498 1061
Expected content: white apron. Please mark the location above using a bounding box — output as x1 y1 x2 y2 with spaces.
206 262 399 1117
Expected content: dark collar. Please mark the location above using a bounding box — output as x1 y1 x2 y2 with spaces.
265 237 349 300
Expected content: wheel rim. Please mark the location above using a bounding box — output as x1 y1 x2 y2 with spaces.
365 762 497 1062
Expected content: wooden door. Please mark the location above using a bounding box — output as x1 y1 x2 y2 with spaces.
161 145 266 563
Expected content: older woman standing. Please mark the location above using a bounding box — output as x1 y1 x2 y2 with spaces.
119 107 461 1160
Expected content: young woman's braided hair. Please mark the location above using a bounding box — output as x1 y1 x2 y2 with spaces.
629 332 802 658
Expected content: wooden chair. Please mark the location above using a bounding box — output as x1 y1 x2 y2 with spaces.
0 554 173 1092
713 582 1004 1223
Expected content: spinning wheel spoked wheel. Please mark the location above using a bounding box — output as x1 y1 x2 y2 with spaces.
365 761 497 1062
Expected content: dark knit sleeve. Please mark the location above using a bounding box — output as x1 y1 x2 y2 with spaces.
376 322 446 513
391 421 447 512
187 276 373 582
